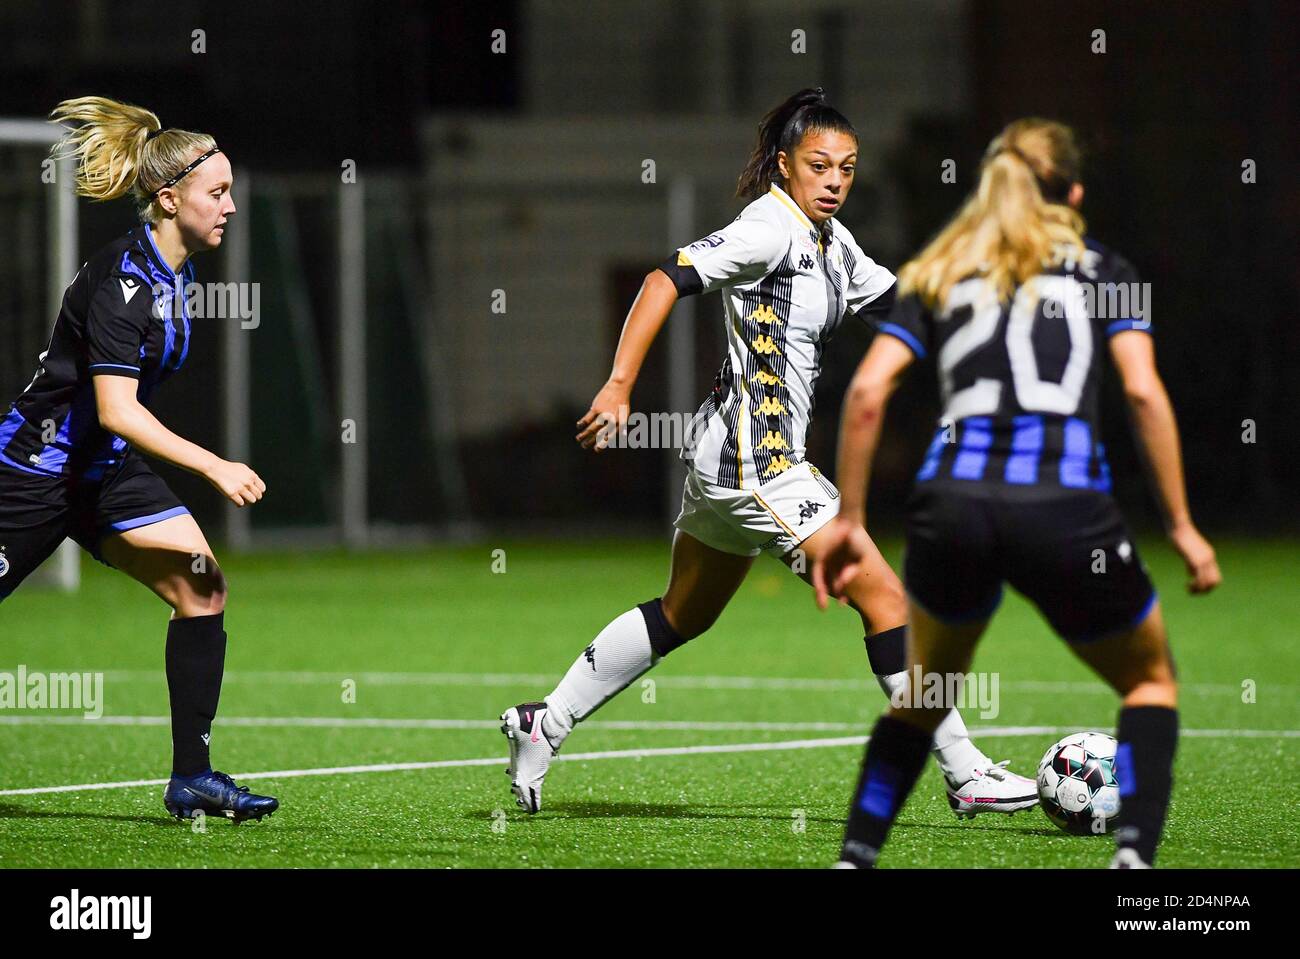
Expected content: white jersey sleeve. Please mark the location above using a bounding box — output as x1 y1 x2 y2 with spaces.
670 204 790 296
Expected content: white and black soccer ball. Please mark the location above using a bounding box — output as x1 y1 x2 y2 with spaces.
1036 731 1121 835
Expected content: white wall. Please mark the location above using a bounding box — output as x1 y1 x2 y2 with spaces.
424 0 971 438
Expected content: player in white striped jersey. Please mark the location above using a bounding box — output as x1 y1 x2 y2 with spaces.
668 162 894 491
501 89 1034 818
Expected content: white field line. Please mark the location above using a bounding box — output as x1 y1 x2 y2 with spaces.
0 715 860 732
52 669 1289 696
0 725 1295 798
3 714 1300 739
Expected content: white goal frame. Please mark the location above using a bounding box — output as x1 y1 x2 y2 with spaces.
0 118 80 591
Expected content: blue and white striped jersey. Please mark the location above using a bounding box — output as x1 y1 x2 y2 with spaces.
880 238 1148 492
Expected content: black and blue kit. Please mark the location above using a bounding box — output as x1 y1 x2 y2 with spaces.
877 238 1157 642
0 223 193 600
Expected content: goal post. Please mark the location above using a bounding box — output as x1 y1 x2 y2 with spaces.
0 118 80 591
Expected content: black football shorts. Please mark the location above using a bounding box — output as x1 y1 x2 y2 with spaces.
903 481 1156 643
0 453 188 601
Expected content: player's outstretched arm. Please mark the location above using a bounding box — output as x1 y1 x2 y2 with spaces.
93 373 266 507
812 334 913 609
576 268 679 451
1109 331 1220 594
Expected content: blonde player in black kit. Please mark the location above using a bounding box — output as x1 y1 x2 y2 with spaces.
0 97 277 822
500 89 1037 819
815 119 1221 868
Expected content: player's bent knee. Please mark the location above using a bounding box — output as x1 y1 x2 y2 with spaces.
167 565 228 617
1121 677 1177 709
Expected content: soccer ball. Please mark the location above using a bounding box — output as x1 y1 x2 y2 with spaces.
1036 732 1121 835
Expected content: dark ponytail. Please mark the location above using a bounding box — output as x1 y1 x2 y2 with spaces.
735 87 857 200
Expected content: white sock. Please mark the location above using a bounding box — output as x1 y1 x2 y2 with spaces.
930 703 988 786
873 670 989 787
542 607 660 747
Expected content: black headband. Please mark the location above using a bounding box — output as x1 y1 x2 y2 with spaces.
999 145 1069 202
150 146 221 199
1001 144 1033 167
145 127 164 141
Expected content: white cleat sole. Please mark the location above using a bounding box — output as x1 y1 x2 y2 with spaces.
499 705 548 814
501 710 520 781
947 790 1038 820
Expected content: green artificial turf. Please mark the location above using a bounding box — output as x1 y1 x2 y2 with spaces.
1 537 1296 868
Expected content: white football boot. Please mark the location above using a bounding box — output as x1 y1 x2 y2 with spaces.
1110 848 1152 869
500 701 557 814
947 759 1038 819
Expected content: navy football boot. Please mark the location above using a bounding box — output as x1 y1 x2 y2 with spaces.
163 769 279 823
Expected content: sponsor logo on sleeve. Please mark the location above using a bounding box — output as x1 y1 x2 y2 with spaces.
688 232 726 252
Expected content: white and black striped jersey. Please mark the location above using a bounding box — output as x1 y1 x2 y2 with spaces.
661 184 896 489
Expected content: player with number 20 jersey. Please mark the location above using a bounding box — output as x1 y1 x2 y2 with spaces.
816 119 1221 870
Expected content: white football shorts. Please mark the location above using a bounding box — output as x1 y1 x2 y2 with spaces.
673 461 841 558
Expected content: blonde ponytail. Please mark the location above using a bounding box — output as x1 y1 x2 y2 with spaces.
899 119 1086 307
50 96 217 222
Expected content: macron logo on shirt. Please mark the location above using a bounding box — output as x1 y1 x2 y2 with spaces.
119 278 140 304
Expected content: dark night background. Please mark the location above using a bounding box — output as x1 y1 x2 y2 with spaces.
0 0 1295 539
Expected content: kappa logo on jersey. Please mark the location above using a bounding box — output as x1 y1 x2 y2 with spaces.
747 304 783 326
584 643 597 671
119 278 140 304
796 499 826 525
763 455 795 477
797 253 815 271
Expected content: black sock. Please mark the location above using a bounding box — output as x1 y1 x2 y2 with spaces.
840 714 932 866
638 597 687 657
1114 705 1178 865
865 625 907 675
166 612 227 777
